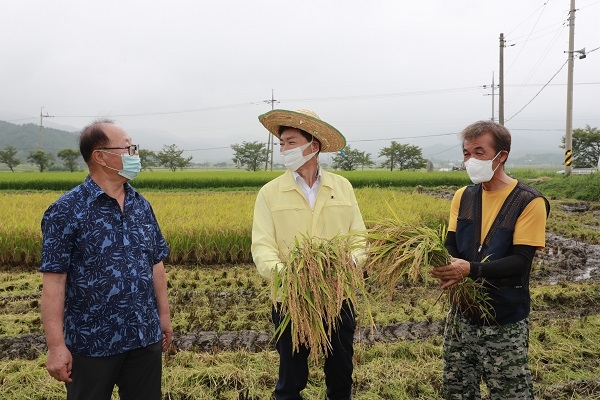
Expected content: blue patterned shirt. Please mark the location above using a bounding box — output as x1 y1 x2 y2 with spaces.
40 176 169 357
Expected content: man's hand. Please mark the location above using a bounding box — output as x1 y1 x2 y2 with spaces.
430 258 469 289
161 321 174 351
46 344 73 383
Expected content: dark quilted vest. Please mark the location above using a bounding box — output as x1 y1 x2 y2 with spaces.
456 181 549 325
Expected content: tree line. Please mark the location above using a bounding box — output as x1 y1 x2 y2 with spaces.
2 126 598 172
231 125 600 171
0 144 193 172
231 141 429 172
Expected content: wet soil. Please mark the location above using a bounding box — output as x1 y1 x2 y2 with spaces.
3 230 599 361
4 196 600 396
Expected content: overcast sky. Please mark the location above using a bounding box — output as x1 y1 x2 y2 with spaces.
1 0 599 164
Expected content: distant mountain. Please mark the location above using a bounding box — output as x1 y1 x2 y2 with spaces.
0 120 228 165
0 120 79 159
421 142 563 168
0 118 567 168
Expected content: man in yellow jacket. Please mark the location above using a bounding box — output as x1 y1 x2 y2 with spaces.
252 109 366 400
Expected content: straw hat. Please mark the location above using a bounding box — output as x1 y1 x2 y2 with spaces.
258 109 346 153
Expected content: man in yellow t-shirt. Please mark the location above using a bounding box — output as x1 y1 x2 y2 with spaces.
431 120 549 400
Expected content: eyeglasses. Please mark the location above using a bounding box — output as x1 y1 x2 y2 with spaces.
98 144 139 155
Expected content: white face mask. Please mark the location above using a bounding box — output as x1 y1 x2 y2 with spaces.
464 152 501 184
280 140 317 172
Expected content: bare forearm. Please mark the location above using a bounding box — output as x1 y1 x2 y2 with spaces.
41 273 67 349
152 262 171 322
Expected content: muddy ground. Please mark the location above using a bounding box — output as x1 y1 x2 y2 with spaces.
1 237 599 399
2 232 599 360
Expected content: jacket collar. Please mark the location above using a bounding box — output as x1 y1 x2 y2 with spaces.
280 169 333 192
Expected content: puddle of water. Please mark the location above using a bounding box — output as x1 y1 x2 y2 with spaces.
547 247 563 257
574 266 598 282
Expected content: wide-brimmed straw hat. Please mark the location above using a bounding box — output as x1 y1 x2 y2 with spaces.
258 109 346 153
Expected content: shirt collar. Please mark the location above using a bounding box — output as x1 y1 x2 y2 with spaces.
83 175 137 200
292 167 322 184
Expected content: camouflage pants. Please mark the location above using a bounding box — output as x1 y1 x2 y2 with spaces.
442 314 533 400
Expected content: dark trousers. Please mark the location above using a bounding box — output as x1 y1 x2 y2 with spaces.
66 341 162 400
272 300 356 400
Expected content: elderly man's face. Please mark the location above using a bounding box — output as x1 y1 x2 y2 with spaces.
463 132 497 162
279 128 317 156
94 124 136 171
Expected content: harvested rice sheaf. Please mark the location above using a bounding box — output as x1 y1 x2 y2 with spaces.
366 220 494 323
271 234 373 361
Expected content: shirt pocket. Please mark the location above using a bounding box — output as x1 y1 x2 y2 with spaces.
271 204 310 234
321 200 353 229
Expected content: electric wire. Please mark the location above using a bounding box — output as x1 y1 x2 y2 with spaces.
506 21 565 110
506 1 553 75
506 60 568 123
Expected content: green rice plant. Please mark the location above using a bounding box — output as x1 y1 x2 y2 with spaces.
366 216 494 323
271 234 373 361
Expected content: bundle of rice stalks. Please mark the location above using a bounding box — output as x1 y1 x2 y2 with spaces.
271 234 373 360
366 220 493 323
366 220 451 290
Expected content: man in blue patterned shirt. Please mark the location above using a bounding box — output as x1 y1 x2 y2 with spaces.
40 119 172 400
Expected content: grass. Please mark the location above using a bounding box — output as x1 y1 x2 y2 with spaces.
1 266 599 399
1 168 600 398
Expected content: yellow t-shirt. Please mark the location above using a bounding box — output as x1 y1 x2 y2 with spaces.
448 180 547 248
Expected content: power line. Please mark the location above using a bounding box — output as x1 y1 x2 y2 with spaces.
349 132 459 143
4 79 599 125
587 45 600 53
508 26 566 45
506 21 566 109
183 146 232 151
506 1 553 37
579 0 600 9
506 0 554 76
506 59 568 122
49 103 253 119
282 86 482 103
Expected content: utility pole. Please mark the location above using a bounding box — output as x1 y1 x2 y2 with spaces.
564 0 577 176
263 89 279 171
483 72 498 122
39 107 53 150
499 33 505 125
40 107 44 149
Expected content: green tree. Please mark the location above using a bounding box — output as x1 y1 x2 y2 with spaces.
0 145 21 172
379 141 426 171
357 151 376 171
156 144 192 172
139 149 159 171
27 150 55 172
561 125 600 168
331 146 373 171
231 141 268 171
57 148 81 172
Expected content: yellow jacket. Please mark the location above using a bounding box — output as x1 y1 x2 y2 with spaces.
251 170 367 280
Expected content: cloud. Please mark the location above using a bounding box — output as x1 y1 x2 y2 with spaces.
1 0 598 164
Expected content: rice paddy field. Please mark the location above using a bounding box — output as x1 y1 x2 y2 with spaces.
1 170 599 399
